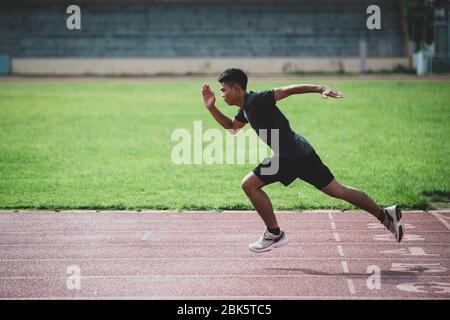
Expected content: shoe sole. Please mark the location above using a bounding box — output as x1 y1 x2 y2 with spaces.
395 205 403 242
398 224 403 242
249 233 289 253
273 236 289 248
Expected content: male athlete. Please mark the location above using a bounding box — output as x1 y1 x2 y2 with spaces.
201 68 404 252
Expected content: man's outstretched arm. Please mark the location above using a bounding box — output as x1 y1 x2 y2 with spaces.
273 84 344 102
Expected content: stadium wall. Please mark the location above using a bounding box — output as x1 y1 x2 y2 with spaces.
11 57 409 75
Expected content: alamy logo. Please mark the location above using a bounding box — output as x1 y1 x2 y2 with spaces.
366 265 381 290
66 265 81 290
66 5 81 30
366 5 381 30
171 121 280 175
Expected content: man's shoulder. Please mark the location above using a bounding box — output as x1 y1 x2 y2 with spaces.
248 89 274 96
246 89 275 108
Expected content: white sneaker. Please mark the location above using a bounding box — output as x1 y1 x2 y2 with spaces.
248 229 288 253
383 205 404 242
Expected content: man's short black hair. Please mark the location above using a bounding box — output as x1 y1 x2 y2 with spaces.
218 68 248 91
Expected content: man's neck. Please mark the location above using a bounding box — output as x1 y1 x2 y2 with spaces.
236 91 246 108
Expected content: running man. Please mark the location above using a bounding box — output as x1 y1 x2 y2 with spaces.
201 68 404 253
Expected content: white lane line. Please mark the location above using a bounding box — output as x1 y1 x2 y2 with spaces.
337 245 345 257
329 213 356 295
329 214 355 295
1 274 449 280
0 220 326 223
341 261 350 273
0 230 448 235
2 257 449 262
0 242 448 247
346 279 356 295
333 233 341 242
0 219 438 223
431 212 450 230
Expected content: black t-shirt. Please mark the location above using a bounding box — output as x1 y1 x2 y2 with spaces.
234 89 313 158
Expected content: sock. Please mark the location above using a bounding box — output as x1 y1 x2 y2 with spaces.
379 209 394 227
377 209 386 223
268 227 281 236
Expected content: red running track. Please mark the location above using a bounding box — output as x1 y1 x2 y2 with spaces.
0 210 449 300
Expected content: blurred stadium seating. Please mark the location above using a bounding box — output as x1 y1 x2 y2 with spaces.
0 0 413 75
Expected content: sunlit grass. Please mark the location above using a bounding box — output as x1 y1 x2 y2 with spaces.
0 80 449 210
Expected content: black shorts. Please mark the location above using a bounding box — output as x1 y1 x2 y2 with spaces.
252 150 335 189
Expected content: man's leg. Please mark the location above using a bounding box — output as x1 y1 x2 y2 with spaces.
320 178 404 242
242 172 288 252
241 172 279 229
320 178 384 220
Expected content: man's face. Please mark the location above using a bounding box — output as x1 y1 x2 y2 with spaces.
220 83 239 106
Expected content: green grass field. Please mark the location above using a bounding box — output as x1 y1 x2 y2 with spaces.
0 80 449 211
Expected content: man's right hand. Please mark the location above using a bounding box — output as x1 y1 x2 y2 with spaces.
202 83 216 110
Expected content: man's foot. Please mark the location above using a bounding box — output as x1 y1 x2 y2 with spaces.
382 205 404 242
248 229 288 253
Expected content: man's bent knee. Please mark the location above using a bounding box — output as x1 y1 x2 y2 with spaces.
241 173 264 194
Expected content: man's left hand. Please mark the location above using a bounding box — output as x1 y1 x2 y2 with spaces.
322 87 344 99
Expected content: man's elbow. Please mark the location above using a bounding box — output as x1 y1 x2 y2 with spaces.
227 128 240 135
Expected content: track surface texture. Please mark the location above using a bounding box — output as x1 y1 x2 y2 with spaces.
0 210 449 300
